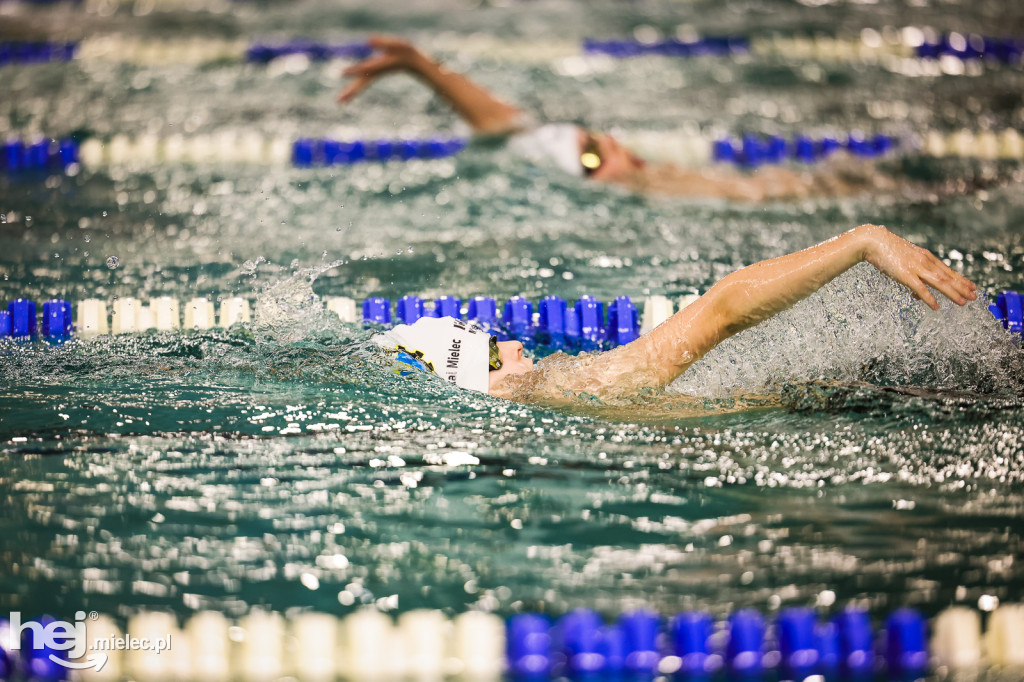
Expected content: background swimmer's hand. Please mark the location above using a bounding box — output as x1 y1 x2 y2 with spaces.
338 35 429 104
337 34 526 135
858 224 978 310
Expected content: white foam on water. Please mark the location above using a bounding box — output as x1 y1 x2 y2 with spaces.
671 265 1023 399
243 257 349 344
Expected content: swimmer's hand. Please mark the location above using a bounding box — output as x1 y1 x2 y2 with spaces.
337 35 525 135
859 224 978 310
338 35 429 104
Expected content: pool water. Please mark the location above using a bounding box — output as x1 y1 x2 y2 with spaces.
1 0 1024 645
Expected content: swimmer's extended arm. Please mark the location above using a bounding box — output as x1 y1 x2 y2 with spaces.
338 35 526 136
605 225 978 388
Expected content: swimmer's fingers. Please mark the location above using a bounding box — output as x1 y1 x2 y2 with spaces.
342 53 401 79
929 249 980 301
919 266 972 306
905 276 940 310
945 269 979 303
339 53 403 103
949 267 979 297
918 252 979 305
337 75 374 104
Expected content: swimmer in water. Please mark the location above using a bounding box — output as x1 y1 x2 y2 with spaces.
339 36 898 201
373 224 978 405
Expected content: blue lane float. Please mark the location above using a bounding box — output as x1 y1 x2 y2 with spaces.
7 299 38 339
507 606 932 679
990 290 1023 336
291 137 467 166
507 613 552 677
0 41 77 67
502 296 534 344
835 608 874 676
362 297 391 326
917 34 1024 65
714 132 897 167
245 41 373 63
359 295 641 352
887 608 928 678
727 609 765 675
41 299 73 341
1 298 72 341
467 296 499 329
1 138 78 173
776 607 818 679
583 36 750 58
537 296 567 349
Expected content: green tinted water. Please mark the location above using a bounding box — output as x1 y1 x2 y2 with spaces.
1 0 1023 625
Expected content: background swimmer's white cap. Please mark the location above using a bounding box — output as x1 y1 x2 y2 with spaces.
372 317 491 393
507 124 583 177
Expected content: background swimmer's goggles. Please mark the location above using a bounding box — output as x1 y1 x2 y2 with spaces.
580 133 603 176
488 336 503 371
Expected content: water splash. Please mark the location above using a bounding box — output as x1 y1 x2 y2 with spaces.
672 265 1024 398
248 258 347 345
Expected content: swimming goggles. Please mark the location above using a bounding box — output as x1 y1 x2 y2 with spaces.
580 133 603 176
488 336 503 371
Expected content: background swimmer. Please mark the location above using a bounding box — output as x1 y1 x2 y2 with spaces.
374 224 977 405
339 35 898 201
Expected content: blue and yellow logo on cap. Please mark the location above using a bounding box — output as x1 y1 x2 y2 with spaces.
392 345 435 377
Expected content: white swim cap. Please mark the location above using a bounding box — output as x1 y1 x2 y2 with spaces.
371 317 492 393
507 123 583 177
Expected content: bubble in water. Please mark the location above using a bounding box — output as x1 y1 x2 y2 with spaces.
84 235 91 243
84 251 89 257
336 226 342 231
106 256 120 269
102 211 107 217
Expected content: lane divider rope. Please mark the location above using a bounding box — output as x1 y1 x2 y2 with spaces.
0 605 1021 680
2 291 1020 346
1 31 1022 68
2 127 1022 176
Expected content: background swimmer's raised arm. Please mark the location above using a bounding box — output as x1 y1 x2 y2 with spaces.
338 35 526 136
494 226 979 400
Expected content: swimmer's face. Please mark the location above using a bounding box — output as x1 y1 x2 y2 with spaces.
578 130 646 183
487 340 534 393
